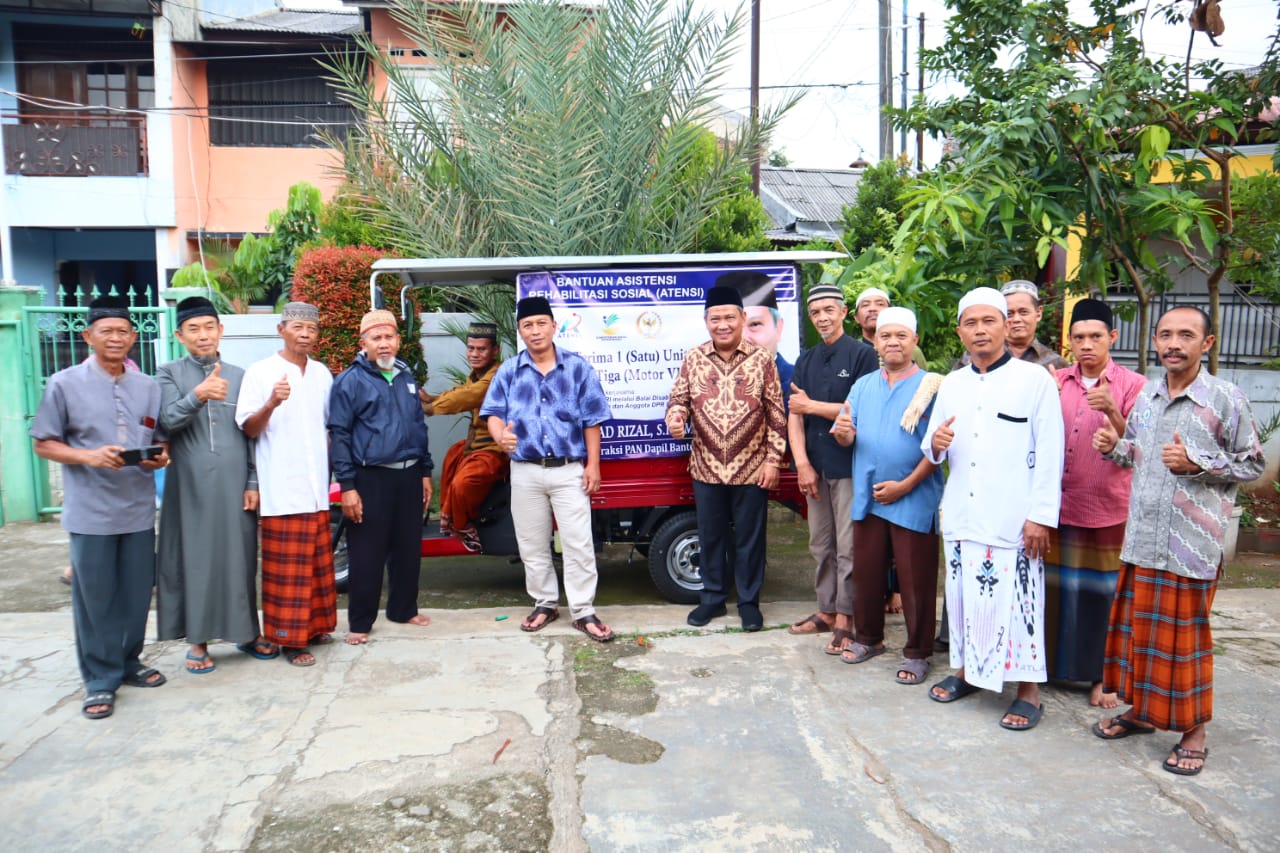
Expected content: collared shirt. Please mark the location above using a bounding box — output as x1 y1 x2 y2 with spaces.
235 353 333 517
432 360 502 454
30 359 164 536
923 353 1064 547
479 346 611 462
847 367 944 533
1056 359 1147 527
791 334 878 478
666 339 786 486
1107 370 1264 579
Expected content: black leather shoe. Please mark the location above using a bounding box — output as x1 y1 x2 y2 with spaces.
739 603 763 632
687 603 727 627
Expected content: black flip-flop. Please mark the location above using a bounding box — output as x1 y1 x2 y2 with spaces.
82 691 115 720
788 614 832 635
283 648 316 667
929 674 979 703
520 606 560 633
1163 743 1209 776
999 699 1044 731
122 667 167 688
1092 716 1156 740
572 614 615 643
236 641 281 660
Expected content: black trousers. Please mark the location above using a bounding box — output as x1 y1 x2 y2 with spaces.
692 480 769 609
346 464 424 633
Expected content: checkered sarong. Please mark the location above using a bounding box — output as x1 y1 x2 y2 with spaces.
261 511 337 648
1103 564 1217 731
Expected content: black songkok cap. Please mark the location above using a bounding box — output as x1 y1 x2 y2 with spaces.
176 296 218 327
704 285 744 311
516 296 554 321
1069 298 1113 330
87 295 133 327
467 322 498 341
715 271 777 308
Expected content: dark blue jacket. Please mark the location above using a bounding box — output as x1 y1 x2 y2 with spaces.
328 354 432 490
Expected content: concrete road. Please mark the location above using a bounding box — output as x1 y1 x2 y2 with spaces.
1 521 1278 852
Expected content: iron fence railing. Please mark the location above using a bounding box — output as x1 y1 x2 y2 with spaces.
2 112 148 176
1110 292 1280 369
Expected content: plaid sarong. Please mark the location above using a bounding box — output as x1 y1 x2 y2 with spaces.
1103 564 1218 731
261 511 337 649
440 440 509 532
1044 522 1125 682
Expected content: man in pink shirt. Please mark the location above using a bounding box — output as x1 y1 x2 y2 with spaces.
1046 298 1147 707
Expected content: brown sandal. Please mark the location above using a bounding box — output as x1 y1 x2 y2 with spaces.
788 614 832 635
572 614 615 643
823 628 854 655
520 606 559 632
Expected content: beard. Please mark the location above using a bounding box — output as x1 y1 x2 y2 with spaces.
375 354 396 370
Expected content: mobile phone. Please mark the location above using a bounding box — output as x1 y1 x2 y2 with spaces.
121 445 164 466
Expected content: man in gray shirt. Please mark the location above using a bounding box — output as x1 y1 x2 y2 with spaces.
31 295 170 720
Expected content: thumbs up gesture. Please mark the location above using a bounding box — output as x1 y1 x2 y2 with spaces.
1161 430 1202 474
931 415 957 457
270 373 291 407
500 420 519 454
195 362 228 402
788 382 814 415
1092 423 1119 454
667 408 687 439
830 401 855 445
1085 373 1116 416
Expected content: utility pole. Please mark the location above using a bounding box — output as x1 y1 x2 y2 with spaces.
879 0 892 160
917 13 925 171
750 0 761 195
900 0 908 159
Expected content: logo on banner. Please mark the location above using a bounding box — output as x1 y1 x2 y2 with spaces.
601 313 621 335
558 312 583 337
636 311 662 339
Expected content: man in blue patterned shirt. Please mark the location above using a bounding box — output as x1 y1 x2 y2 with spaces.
481 296 616 642
1091 306 1264 776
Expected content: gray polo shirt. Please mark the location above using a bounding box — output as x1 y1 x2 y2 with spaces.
30 359 165 536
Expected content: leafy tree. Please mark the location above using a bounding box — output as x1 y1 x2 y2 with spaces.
679 129 771 253
896 0 1280 372
170 236 270 314
1229 172 1280 297
262 182 322 306
317 182 392 251
839 155 912 255
768 148 790 167
323 0 791 260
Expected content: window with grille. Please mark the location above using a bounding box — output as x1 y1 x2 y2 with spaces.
207 57 355 148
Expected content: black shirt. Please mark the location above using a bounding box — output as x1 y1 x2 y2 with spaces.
791 334 879 478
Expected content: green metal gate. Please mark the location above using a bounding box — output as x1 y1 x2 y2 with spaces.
19 286 181 517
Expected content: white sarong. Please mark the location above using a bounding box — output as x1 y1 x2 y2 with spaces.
945 539 1047 691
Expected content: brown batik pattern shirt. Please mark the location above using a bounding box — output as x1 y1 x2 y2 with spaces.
666 340 786 486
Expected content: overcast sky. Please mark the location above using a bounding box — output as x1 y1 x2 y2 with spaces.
695 0 1280 169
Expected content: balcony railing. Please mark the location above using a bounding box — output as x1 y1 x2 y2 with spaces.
2 113 147 177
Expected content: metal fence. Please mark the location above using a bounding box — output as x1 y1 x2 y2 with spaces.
19 285 180 515
1110 293 1280 369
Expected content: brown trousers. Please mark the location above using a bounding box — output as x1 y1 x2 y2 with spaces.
440 442 508 531
852 514 939 660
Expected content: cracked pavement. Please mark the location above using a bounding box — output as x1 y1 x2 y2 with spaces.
1 521 1279 851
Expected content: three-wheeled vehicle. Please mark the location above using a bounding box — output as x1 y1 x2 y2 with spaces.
331 251 840 603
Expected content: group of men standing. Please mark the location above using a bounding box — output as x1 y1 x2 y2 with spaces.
34 297 491 718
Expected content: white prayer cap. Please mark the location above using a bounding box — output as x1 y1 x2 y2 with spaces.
875 306 916 333
1000 279 1039 300
957 287 1007 321
855 287 891 308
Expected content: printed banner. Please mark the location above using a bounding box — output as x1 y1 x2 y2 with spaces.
516 264 801 459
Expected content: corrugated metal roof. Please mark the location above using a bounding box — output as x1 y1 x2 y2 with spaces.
203 10 362 35
760 166 862 229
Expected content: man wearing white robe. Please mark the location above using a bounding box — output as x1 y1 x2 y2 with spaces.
922 287 1064 731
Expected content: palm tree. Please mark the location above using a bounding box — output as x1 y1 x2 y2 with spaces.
323 0 791 260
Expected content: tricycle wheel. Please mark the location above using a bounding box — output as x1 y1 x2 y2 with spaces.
329 508 350 593
647 511 701 604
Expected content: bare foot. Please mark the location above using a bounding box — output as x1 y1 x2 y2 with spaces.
407 614 432 627
885 593 903 614
1089 681 1119 709
345 632 369 645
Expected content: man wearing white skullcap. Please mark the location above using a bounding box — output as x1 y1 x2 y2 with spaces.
832 306 945 684
920 286 1064 730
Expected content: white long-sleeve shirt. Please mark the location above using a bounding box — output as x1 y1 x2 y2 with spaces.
922 354 1064 548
